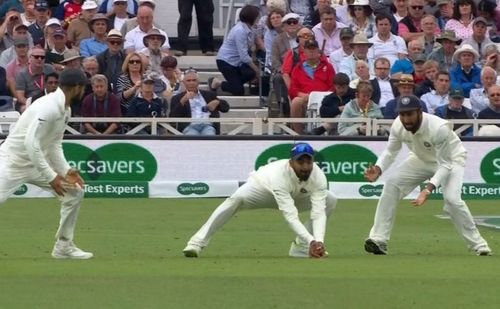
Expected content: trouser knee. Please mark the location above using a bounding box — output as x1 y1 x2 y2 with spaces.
61 189 84 206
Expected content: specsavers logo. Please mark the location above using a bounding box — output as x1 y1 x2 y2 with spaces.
480 147 500 183
177 182 210 195
255 143 377 182
63 143 158 181
359 184 384 197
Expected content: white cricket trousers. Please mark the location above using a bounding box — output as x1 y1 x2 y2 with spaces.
369 155 489 251
187 179 337 248
0 159 84 242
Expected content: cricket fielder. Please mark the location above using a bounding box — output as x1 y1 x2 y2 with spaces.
363 95 491 256
183 143 337 258
0 68 93 259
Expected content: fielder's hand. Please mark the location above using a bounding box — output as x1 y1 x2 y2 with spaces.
412 189 431 207
364 164 381 182
64 169 84 190
50 175 67 196
309 240 326 258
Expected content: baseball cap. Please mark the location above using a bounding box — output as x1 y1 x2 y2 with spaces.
304 39 319 49
35 0 49 10
282 13 300 23
473 17 488 26
113 0 127 2
412 53 427 63
396 95 422 112
59 68 88 87
291 143 315 160
82 0 98 10
340 27 354 39
436 0 449 5
14 24 28 32
45 18 61 27
450 89 464 99
14 37 29 46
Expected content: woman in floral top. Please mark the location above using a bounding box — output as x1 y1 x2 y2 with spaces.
444 0 478 40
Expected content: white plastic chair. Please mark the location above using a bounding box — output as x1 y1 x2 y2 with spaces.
306 91 332 131
0 111 20 134
462 98 472 109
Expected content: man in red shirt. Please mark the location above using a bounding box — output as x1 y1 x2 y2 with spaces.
289 39 335 134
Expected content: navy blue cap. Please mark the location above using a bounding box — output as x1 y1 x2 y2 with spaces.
291 143 315 160
59 68 88 86
35 0 49 10
396 95 422 113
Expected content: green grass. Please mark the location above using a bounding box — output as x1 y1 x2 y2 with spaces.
0 198 499 308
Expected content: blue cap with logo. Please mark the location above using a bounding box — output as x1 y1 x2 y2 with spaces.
291 143 315 160
396 95 422 112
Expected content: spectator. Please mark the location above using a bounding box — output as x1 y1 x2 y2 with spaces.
263 8 285 69
96 28 125 92
0 23 33 68
0 65 12 111
45 28 69 71
476 0 498 42
116 52 144 114
41 17 61 51
347 0 377 39
124 4 169 53
421 70 450 114
450 44 481 98
415 59 439 96
28 0 51 45
370 57 398 111
106 0 135 31
444 0 477 40
20 0 36 26
0 8 25 51
170 69 230 135
349 59 372 89
435 0 453 30
368 13 407 66
82 56 98 76
120 0 156 37
339 33 374 80
470 66 497 115
55 0 83 21
289 39 335 134
175 0 215 57
312 6 347 56
304 0 332 28
398 0 427 42
412 53 427 84
390 39 424 75
392 0 408 22
428 29 460 70
159 56 184 102
435 88 474 136
384 74 428 118
482 43 500 78
67 0 98 48
99 0 138 17
311 72 356 135
477 84 500 123
337 0 354 25
271 13 301 78
462 17 492 62
421 14 440 56
81 74 122 134
0 1 24 19
338 81 384 136
252 0 288 63
15 46 55 112
208 5 261 96
60 48 83 70
329 27 354 73
6 37 29 96
27 71 59 105
126 72 165 134
139 28 166 74
288 0 315 19
79 13 108 57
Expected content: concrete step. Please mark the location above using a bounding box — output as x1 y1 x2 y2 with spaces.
176 55 218 71
218 95 263 108
222 108 268 118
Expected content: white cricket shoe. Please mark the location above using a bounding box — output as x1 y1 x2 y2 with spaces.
183 244 202 257
475 246 492 256
52 240 93 259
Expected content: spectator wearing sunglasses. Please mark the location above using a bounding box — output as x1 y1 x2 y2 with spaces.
15 46 55 113
444 0 478 41
398 0 440 42
96 29 125 93
271 13 301 74
347 0 377 39
116 52 144 115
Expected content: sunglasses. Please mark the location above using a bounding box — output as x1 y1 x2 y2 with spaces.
184 67 198 74
148 36 163 41
286 19 299 25
129 60 141 64
108 40 122 45
353 6 364 11
411 5 424 10
31 55 45 59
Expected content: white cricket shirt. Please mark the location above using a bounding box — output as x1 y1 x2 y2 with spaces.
0 88 72 181
376 113 467 188
249 159 329 244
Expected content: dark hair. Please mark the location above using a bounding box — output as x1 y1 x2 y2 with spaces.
320 6 336 18
374 57 390 66
375 13 392 25
348 5 373 18
452 0 477 20
477 0 497 17
266 8 285 30
160 55 178 69
436 70 450 79
239 5 260 25
334 72 350 86
45 72 59 82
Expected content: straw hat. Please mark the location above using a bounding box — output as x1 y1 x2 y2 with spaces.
350 33 373 47
453 44 479 62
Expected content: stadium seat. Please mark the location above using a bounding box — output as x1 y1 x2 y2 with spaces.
0 111 20 134
306 91 332 131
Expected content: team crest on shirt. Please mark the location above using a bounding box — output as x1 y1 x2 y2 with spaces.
300 188 308 193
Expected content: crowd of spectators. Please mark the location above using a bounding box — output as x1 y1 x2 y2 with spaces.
0 0 499 136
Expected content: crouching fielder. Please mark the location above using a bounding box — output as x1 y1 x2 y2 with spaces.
183 143 337 258
0 69 92 259
364 95 491 256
